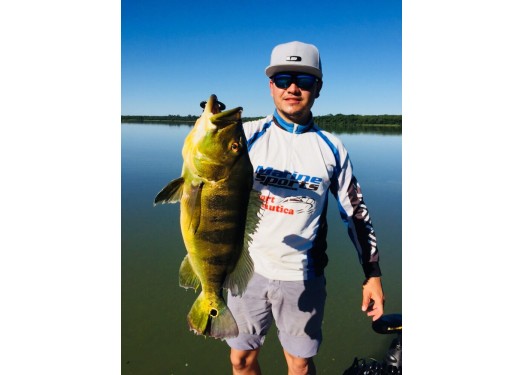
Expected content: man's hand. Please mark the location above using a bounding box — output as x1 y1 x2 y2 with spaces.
361 276 384 321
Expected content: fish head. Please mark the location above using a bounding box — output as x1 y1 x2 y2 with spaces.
184 94 248 180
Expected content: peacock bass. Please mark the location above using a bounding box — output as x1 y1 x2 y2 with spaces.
154 94 255 339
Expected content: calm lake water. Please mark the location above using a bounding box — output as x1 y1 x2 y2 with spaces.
121 123 402 374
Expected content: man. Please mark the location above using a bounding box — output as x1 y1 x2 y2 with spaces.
226 41 384 375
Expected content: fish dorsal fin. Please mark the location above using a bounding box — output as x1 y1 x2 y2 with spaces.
154 177 185 205
223 189 264 296
243 189 265 251
179 255 201 290
223 240 253 296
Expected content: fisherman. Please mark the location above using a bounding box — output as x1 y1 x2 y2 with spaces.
225 41 385 375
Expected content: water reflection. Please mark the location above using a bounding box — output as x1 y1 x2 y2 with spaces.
121 123 401 374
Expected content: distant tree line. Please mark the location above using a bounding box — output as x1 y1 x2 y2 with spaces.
313 114 401 134
121 114 200 123
314 114 401 126
121 114 402 134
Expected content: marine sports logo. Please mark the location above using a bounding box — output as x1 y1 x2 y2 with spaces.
254 165 322 191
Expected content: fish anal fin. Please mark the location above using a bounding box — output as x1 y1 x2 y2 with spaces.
179 255 201 290
154 177 185 205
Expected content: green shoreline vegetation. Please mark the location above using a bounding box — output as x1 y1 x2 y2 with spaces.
121 114 402 134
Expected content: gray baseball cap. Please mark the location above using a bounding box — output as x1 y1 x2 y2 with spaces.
265 41 323 79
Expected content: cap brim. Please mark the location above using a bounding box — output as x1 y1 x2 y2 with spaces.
265 65 322 79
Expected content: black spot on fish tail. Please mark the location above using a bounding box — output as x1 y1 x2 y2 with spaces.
187 290 239 338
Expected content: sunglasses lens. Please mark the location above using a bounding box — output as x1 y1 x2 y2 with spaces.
296 75 316 89
272 74 317 90
273 74 293 89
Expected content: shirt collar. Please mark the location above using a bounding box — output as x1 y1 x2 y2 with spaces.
273 109 314 134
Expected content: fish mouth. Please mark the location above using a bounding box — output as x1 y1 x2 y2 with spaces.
205 94 243 127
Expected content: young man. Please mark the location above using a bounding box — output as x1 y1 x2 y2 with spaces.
226 41 384 375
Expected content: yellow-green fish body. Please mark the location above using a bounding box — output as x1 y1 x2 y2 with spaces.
155 95 254 339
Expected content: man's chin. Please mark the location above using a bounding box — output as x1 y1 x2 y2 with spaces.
280 107 305 121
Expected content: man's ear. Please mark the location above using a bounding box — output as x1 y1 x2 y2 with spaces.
315 80 323 98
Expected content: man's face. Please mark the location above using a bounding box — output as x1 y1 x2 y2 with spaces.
270 73 322 124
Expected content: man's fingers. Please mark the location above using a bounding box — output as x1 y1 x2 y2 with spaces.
361 297 372 312
366 299 384 321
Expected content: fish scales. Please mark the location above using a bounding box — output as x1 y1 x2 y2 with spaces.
154 94 256 339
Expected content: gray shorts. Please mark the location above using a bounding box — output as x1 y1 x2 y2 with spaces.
225 272 327 358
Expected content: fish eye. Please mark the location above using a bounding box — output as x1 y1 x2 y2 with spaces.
231 142 240 152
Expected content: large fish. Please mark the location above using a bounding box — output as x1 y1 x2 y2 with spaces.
154 94 255 339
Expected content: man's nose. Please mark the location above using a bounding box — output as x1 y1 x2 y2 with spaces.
286 82 301 93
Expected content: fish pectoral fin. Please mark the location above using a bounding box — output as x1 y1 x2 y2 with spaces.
179 255 201 290
154 177 185 205
186 181 203 234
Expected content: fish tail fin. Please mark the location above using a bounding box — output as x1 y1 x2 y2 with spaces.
187 292 239 339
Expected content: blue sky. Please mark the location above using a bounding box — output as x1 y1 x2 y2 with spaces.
121 0 401 117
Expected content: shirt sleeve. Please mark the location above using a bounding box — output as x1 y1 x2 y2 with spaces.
330 146 382 278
